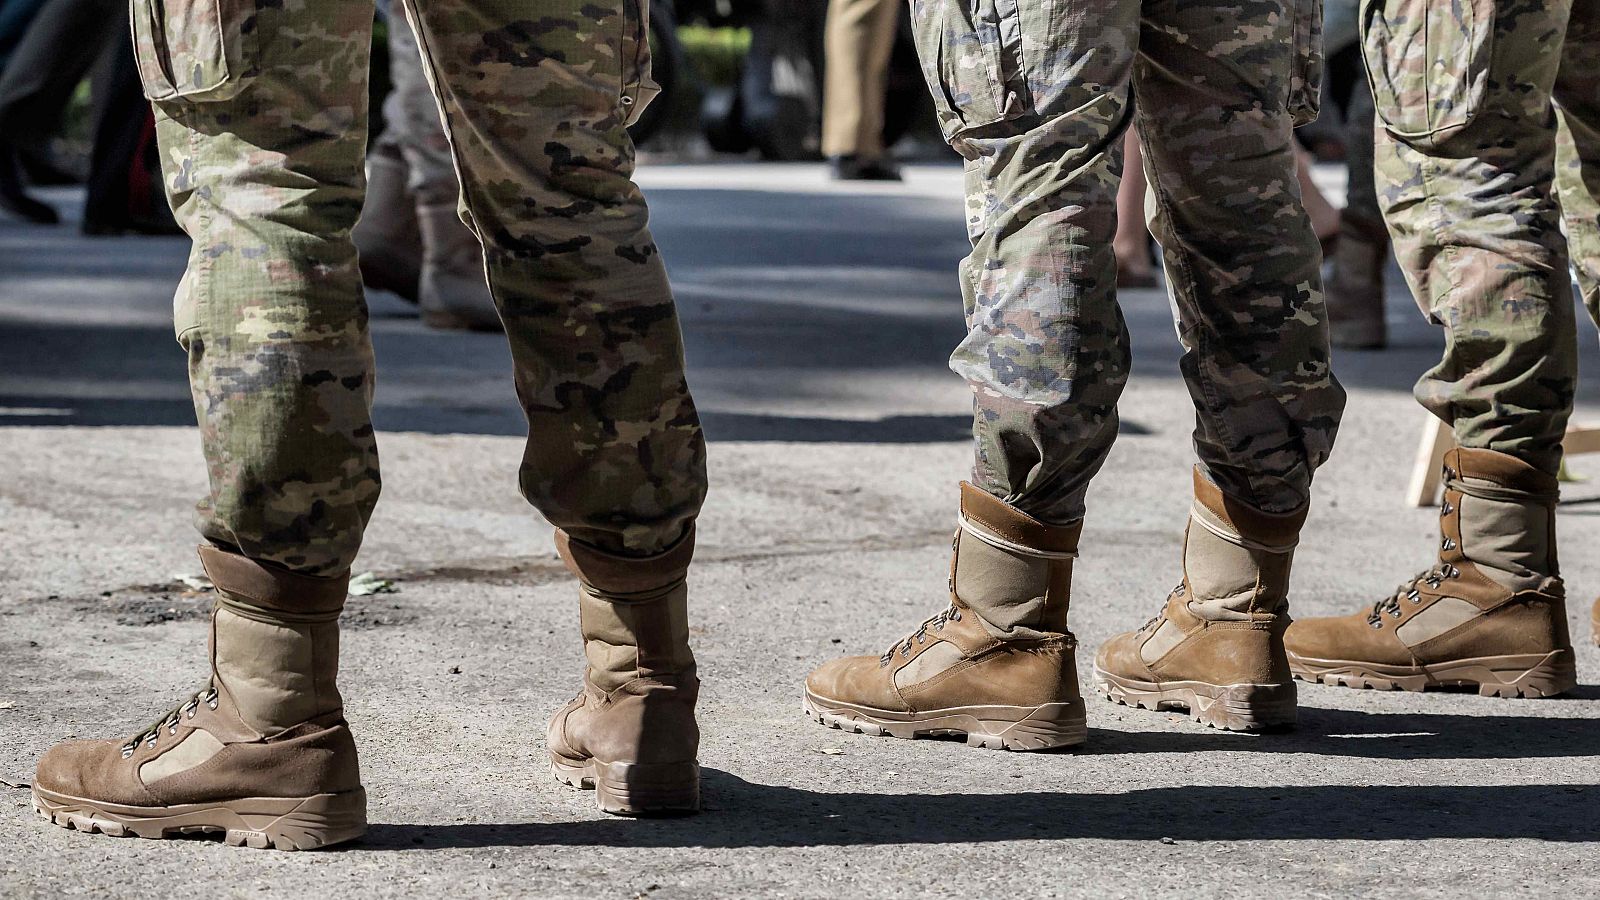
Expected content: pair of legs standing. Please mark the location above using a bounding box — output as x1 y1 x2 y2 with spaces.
33 0 707 846
806 0 1346 743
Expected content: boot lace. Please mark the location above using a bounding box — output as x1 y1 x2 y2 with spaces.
880 605 962 667
119 682 219 759
1367 563 1460 627
1136 583 1186 635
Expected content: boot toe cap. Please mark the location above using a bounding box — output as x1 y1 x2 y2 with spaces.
1093 629 1149 680
1285 612 1401 664
35 739 149 804
805 654 903 711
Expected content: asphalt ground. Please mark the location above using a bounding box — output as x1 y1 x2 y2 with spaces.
2 163 1598 898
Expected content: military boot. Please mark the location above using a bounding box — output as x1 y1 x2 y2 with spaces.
1287 448 1576 697
803 483 1087 751
353 146 422 301
548 527 701 815
417 202 502 332
1326 210 1390 350
33 547 365 850
1094 468 1305 731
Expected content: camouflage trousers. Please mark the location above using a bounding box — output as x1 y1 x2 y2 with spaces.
1370 0 1600 475
910 0 1345 520
134 0 706 576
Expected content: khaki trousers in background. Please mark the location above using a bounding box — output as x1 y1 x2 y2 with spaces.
821 0 901 159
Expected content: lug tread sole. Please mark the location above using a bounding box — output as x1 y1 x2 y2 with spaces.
32 786 366 851
801 692 1088 751
1288 648 1577 698
549 755 701 817
1092 667 1297 732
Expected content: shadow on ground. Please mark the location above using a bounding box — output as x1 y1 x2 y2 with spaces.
365 777 1597 849
349 701 1600 849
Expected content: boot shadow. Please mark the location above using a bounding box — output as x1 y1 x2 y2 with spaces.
360 767 1598 850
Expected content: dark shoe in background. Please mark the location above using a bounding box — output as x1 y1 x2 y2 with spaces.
830 154 902 182
0 142 59 224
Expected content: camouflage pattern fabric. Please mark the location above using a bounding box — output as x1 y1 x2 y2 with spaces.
1370 0 1600 475
910 0 1344 520
138 0 706 576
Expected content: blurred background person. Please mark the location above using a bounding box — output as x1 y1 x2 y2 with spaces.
820 0 901 181
1322 0 1392 349
352 6 500 332
0 0 174 232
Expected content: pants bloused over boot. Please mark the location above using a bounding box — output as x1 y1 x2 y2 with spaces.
814 0 1342 743
35 0 708 846
1290 0 1600 675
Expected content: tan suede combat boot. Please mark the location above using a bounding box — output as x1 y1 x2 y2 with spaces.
802 483 1087 751
548 527 701 815
417 202 503 332
1287 448 1576 697
353 147 422 301
1094 468 1305 731
1326 211 1389 350
33 547 365 850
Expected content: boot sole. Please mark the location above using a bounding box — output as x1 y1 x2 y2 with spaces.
1287 648 1577 698
32 785 366 850
801 690 1087 751
549 753 700 817
1091 667 1297 732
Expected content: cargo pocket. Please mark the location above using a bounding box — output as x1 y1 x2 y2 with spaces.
129 0 260 103
1287 0 1323 127
619 0 660 127
1362 0 1494 146
910 0 1033 157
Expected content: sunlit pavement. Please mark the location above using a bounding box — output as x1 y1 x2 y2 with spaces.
2 163 1598 898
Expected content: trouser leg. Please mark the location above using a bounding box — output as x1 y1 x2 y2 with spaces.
821 0 900 160
1555 1 1600 327
1370 0 1577 474
910 0 1138 523
1135 0 1343 512
403 0 706 554
147 0 381 576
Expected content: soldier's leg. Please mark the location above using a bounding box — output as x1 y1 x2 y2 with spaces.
401 0 706 811
381 7 498 330
821 0 902 178
1552 0 1600 645
1327 79 1393 349
1555 2 1600 327
1287 0 1578 698
1093 0 1344 731
33 0 376 848
804 0 1141 752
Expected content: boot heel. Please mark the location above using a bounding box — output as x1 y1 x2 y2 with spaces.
551 753 701 817
227 789 368 851
1465 650 1577 698
591 760 700 816
967 700 1088 751
1198 681 1298 731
